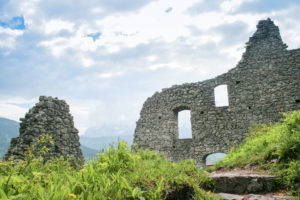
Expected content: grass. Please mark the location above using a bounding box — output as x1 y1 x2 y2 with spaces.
2 110 299 199
0 139 219 200
212 110 300 197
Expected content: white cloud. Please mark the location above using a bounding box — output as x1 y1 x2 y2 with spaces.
43 19 74 35
0 97 36 122
0 104 27 122
220 0 257 13
78 54 95 68
68 98 131 135
0 97 36 105
148 63 191 71
276 15 300 49
95 0 196 47
146 55 157 62
98 71 124 79
220 44 245 59
38 37 68 57
38 24 101 57
18 0 40 17
69 104 90 135
91 7 104 14
0 27 24 49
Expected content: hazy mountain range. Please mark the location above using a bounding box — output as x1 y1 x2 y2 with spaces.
0 117 133 160
0 117 224 165
0 118 19 159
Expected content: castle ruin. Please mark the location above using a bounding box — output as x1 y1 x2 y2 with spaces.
5 96 84 166
133 19 300 167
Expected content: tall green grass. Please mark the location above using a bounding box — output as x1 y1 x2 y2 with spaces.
213 110 300 196
0 140 218 200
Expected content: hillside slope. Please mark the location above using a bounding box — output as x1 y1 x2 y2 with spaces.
213 110 300 197
81 145 99 159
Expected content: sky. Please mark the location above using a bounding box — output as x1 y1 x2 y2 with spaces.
0 0 300 137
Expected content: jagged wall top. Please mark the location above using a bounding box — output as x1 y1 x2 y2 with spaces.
133 19 300 167
242 18 287 59
250 18 282 44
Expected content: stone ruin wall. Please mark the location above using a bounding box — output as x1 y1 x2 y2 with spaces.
133 19 300 167
5 96 84 166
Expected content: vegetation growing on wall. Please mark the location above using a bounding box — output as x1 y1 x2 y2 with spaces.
213 110 300 196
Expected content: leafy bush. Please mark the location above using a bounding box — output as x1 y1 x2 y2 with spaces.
0 140 219 199
213 110 300 196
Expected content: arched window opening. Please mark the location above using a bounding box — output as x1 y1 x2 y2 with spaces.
214 84 229 107
178 110 192 139
205 153 226 166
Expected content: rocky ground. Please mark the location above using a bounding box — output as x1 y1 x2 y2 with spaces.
210 170 295 200
217 193 294 200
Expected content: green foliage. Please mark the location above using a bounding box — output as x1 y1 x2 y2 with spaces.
0 139 219 199
213 110 300 196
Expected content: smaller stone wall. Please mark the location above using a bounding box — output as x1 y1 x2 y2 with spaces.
4 96 84 166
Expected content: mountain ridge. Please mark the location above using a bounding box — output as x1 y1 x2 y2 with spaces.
0 117 20 158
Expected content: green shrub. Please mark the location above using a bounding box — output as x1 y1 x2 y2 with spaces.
213 110 300 196
0 139 219 200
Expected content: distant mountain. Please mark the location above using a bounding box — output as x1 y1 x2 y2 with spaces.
80 135 134 151
84 125 134 138
0 117 100 160
0 117 19 159
81 124 134 152
81 145 99 159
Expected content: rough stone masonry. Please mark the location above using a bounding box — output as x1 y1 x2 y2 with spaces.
5 96 84 166
133 18 300 167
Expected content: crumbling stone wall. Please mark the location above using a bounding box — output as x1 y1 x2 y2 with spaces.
5 96 84 166
133 19 300 167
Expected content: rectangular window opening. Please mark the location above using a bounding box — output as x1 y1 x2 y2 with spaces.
214 84 229 107
178 110 192 139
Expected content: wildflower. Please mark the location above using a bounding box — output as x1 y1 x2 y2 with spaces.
69 193 76 199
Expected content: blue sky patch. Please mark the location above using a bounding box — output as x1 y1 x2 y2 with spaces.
87 32 101 41
0 16 25 30
0 0 9 11
165 7 173 13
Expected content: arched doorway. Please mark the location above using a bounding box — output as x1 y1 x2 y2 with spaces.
205 153 226 166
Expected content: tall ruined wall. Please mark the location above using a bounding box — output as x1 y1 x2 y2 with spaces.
5 96 84 166
133 19 300 167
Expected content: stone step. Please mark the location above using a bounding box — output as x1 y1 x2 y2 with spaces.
217 193 294 200
210 170 278 194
